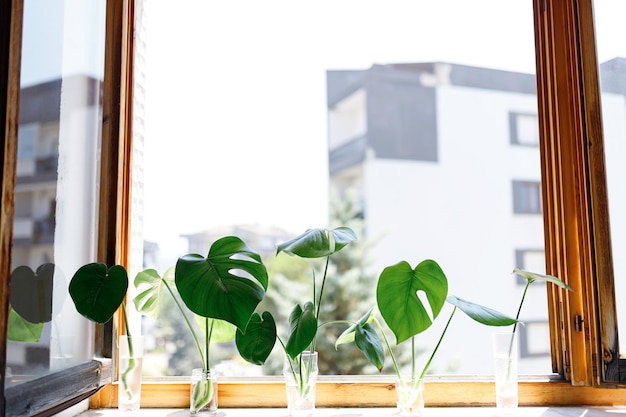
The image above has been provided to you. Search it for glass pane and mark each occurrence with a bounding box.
[594,1,626,355]
[138,0,548,377]
[6,0,106,386]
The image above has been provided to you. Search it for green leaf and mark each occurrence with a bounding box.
[355,323,385,372]
[335,307,374,348]
[236,312,277,365]
[376,259,448,344]
[285,302,317,358]
[513,268,573,291]
[10,263,56,323]
[277,227,356,258]
[196,317,237,343]
[133,267,175,318]
[69,263,128,324]
[175,236,268,331]
[7,307,44,342]
[446,295,517,326]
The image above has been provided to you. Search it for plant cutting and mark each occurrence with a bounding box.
[492,268,573,412]
[337,259,517,416]
[134,236,268,416]
[510,268,572,356]
[133,266,240,415]
[235,227,357,416]
[68,263,143,415]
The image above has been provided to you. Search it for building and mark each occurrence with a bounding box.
[327,59,626,375]
[7,74,103,375]
[182,224,294,260]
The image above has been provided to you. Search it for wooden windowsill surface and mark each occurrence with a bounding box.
[79,406,626,417]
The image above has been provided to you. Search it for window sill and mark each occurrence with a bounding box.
[88,375,626,409]
[77,406,625,417]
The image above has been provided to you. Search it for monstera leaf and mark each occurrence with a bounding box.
[133,267,175,318]
[277,227,356,258]
[236,311,277,365]
[376,259,448,344]
[69,263,128,324]
[175,236,268,331]
[285,302,317,359]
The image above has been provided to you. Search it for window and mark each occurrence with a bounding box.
[1,0,133,415]
[512,180,542,214]
[518,320,551,358]
[594,2,626,361]
[509,112,540,146]
[2,0,625,414]
[515,249,545,285]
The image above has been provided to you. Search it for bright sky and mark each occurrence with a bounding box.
[141,0,625,263]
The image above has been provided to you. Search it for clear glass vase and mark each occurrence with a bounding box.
[190,368,218,416]
[492,331,518,416]
[118,335,144,417]
[395,377,424,417]
[283,351,318,417]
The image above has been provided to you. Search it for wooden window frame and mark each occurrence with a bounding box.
[0,0,133,415]
[2,0,624,413]
[534,0,621,388]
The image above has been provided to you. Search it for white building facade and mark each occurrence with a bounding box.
[327,60,626,375]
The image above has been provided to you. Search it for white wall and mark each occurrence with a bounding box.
[361,84,549,375]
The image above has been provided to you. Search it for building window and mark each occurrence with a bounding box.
[515,249,545,285]
[509,112,539,146]
[519,320,551,358]
[512,180,542,214]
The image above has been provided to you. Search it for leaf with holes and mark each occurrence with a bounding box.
[175,236,268,331]
[376,259,448,344]
[133,267,176,318]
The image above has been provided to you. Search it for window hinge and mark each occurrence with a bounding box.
[575,314,584,332]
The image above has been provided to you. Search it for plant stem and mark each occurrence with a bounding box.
[310,256,331,354]
[510,280,531,353]
[418,306,456,381]
[373,317,401,382]
[411,337,416,382]
[315,257,331,323]
[191,319,214,413]
[163,280,206,371]
[205,318,213,372]
[318,319,353,328]
[120,302,136,400]
[505,279,531,382]
[278,336,311,399]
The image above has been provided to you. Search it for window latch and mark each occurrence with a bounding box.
[575,314,584,332]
